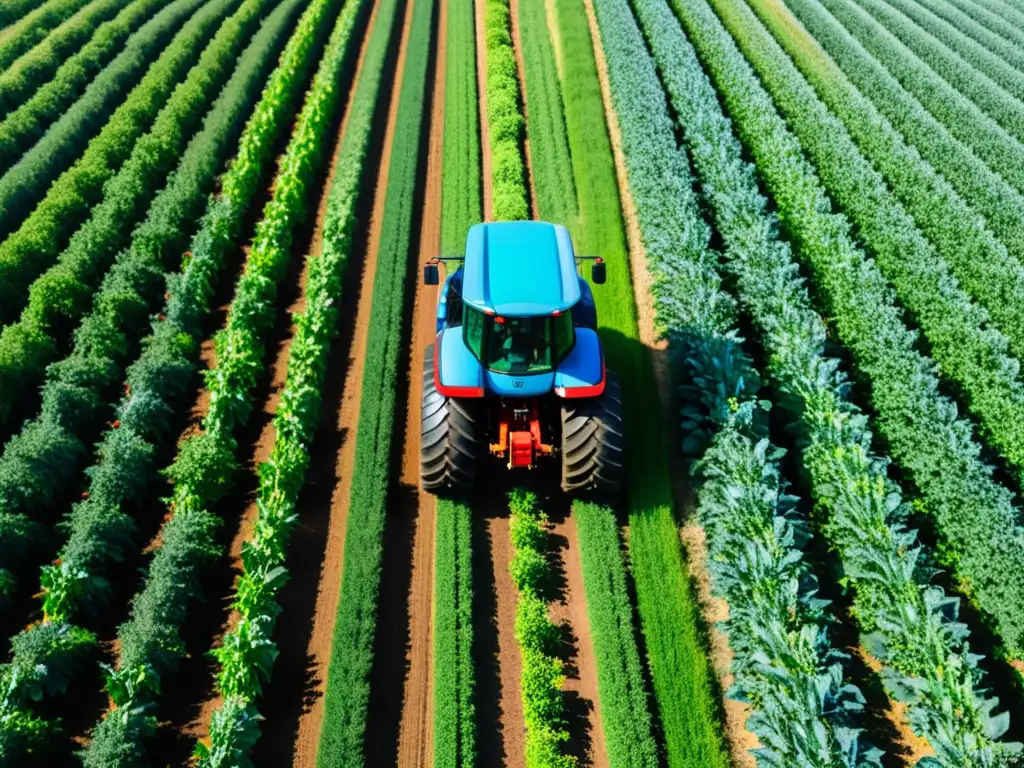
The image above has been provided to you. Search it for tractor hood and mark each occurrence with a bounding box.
[461,221,581,316]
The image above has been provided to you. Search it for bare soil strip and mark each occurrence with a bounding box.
[549,513,610,768]
[580,0,757,761]
[281,0,418,761]
[474,0,493,220]
[507,0,539,218]
[385,0,446,760]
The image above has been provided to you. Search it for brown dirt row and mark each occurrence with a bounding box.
[474,0,494,220]
[507,0,539,219]
[388,0,446,759]
[285,0,419,761]
[579,0,759,763]
[549,514,610,768]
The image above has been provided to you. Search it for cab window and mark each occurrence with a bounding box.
[486,316,552,374]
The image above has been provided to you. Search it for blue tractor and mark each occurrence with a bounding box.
[421,221,624,495]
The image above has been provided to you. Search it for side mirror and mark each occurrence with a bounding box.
[424,263,439,285]
[591,259,606,285]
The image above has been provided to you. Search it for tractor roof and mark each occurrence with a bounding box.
[461,221,581,316]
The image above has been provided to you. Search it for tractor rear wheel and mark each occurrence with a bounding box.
[421,344,481,492]
[560,374,624,494]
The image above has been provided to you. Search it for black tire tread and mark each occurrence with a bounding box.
[421,344,481,492]
[560,374,624,493]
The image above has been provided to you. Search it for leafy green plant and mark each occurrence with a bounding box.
[618,0,1023,760]
[82,0,371,761]
[750,0,1024,365]
[194,6,393,760]
[910,0,1024,74]
[0,0,132,115]
[0,0,221,312]
[811,0,1024,195]
[0,0,166,174]
[0,0,40,28]
[484,0,529,219]
[0,0,93,69]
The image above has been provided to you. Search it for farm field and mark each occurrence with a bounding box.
[2,0,1024,764]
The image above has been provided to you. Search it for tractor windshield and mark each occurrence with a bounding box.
[464,307,574,374]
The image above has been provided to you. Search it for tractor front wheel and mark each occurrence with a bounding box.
[421,344,481,492]
[560,374,624,494]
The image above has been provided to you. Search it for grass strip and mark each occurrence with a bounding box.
[0,0,314,758]
[0,0,132,116]
[0,0,224,321]
[509,490,575,767]
[516,0,576,224]
[773,0,1024,316]
[0,0,168,174]
[192,1,395,760]
[315,0,436,761]
[433,0,482,760]
[552,0,728,763]
[813,0,1024,195]
[0,0,278,453]
[78,1,370,762]
[637,0,1022,758]
[0,0,93,69]
[483,0,529,219]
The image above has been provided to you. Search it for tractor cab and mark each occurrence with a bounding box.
[420,222,623,495]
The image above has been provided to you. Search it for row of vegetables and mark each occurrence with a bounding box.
[432,0,483,761]
[86,0,372,760]
[0,0,220,327]
[0,0,277,618]
[592,0,1024,762]
[313,0,434,761]
[0,0,342,760]
[0,0,165,170]
[0,0,131,115]
[0,0,92,69]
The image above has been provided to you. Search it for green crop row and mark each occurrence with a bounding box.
[0,0,93,69]
[962,0,1024,39]
[641,0,1022,759]
[508,490,575,768]
[727,0,1024,484]
[191,0,394,764]
[0,0,286,601]
[80,2,368,763]
[856,0,1024,141]
[516,0,576,224]
[434,0,481,760]
[0,0,276,455]
[0,0,221,320]
[483,0,529,219]
[702,0,1024,657]
[0,0,313,759]
[572,504,658,768]
[775,0,1024,311]
[0,0,39,29]
[0,0,131,116]
[882,0,1024,106]
[816,0,1024,196]
[556,0,728,764]
[914,0,1024,72]
[0,0,165,176]
[749,0,1024,369]
[513,1,661,764]
[314,0,433,762]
